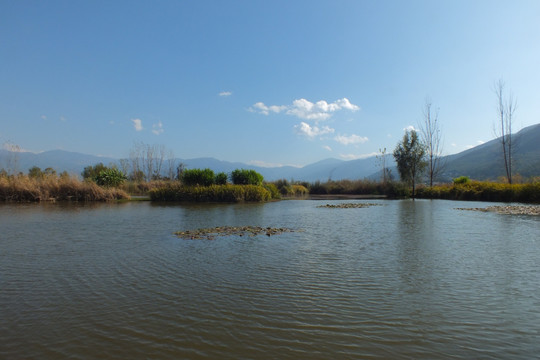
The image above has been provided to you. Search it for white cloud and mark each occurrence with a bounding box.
[334,134,369,145]
[294,122,335,138]
[219,91,232,97]
[131,118,143,131]
[41,115,47,120]
[250,97,360,121]
[152,121,164,135]
[339,152,378,160]
[60,116,66,122]
[250,102,287,115]
[323,145,332,152]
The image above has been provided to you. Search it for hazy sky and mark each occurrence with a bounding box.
[1,0,539,167]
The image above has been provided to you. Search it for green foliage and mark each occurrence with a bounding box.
[94,168,127,188]
[231,169,264,185]
[28,166,44,179]
[263,183,281,199]
[453,176,470,184]
[416,180,540,203]
[82,163,108,180]
[181,168,215,186]
[215,172,228,185]
[393,130,427,196]
[149,184,271,202]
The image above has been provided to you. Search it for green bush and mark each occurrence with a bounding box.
[453,176,470,184]
[82,163,108,180]
[215,172,228,185]
[181,168,215,186]
[94,168,127,188]
[263,183,281,199]
[231,169,264,185]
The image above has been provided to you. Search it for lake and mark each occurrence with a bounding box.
[1,199,539,359]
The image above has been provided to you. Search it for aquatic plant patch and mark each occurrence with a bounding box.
[175,226,297,240]
[317,203,383,209]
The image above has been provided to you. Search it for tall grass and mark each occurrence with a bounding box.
[306,179,410,198]
[416,180,540,203]
[149,184,272,202]
[0,174,130,202]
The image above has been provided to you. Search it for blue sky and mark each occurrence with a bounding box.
[1,0,539,167]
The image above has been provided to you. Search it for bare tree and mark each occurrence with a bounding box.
[493,79,517,184]
[2,141,21,175]
[165,149,176,180]
[419,99,444,187]
[376,147,392,183]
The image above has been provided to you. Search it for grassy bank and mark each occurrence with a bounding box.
[0,174,130,202]
[149,184,273,202]
[416,181,540,203]
[305,179,410,198]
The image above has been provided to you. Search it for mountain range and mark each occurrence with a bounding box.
[2,123,539,182]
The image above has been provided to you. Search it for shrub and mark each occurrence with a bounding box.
[215,172,228,185]
[231,169,264,185]
[291,184,308,196]
[453,176,470,184]
[181,168,215,186]
[94,168,127,188]
[82,163,108,180]
[263,183,281,199]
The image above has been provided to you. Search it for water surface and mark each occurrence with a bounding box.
[1,200,539,359]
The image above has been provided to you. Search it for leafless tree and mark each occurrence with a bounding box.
[165,149,176,180]
[376,147,392,183]
[2,141,21,175]
[419,99,444,187]
[493,79,517,184]
[129,142,173,181]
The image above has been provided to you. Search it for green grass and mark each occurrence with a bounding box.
[149,184,273,202]
[416,181,540,203]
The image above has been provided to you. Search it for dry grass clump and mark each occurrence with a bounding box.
[0,174,130,202]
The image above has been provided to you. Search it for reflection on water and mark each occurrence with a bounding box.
[1,200,539,359]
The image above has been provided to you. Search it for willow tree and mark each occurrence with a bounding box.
[393,130,427,198]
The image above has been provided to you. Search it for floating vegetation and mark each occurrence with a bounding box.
[317,203,382,209]
[457,205,540,216]
[174,226,298,240]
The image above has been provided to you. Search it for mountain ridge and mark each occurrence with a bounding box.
[2,123,540,181]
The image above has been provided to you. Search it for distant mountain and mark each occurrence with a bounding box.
[2,123,539,182]
[0,149,117,176]
[442,123,540,180]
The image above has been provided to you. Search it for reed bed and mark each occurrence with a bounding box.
[149,184,272,202]
[416,181,540,203]
[0,175,130,202]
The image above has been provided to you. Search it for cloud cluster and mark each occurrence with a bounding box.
[294,122,335,138]
[334,134,368,145]
[152,121,164,135]
[251,98,359,121]
[251,97,368,150]
[219,91,232,97]
[131,118,164,135]
[131,118,143,131]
